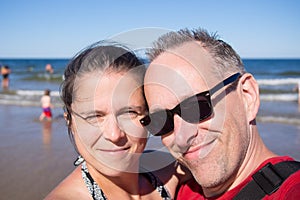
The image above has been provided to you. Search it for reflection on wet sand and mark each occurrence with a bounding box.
[42,120,52,148]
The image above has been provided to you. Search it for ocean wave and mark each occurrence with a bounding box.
[257,78,300,85]
[259,87,296,94]
[15,90,60,96]
[0,90,62,107]
[260,93,298,101]
[257,78,299,101]
[22,73,64,82]
[257,116,300,125]
[252,71,300,77]
[278,71,300,77]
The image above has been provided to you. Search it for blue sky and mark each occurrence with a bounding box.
[0,0,299,58]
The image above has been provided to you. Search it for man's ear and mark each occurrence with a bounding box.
[239,73,260,123]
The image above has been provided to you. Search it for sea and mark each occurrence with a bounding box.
[0,58,300,124]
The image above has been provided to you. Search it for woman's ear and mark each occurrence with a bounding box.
[64,112,70,125]
[239,73,260,123]
[64,112,76,135]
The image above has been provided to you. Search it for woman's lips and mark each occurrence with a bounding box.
[98,146,130,153]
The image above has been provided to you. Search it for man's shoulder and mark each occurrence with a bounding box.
[270,170,300,199]
[176,157,300,200]
[176,178,203,199]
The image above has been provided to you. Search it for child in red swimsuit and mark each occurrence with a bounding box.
[39,89,53,121]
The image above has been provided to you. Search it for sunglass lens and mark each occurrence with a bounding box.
[180,96,212,123]
[198,100,213,121]
[141,110,174,136]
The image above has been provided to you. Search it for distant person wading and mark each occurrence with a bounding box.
[1,65,11,89]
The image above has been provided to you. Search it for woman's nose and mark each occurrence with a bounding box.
[102,115,126,143]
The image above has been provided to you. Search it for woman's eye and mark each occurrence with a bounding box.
[119,110,139,119]
[86,115,103,123]
[127,110,138,116]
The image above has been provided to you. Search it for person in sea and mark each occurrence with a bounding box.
[44,64,54,80]
[140,28,300,199]
[1,65,11,89]
[45,42,190,200]
[45,63,54,74]
[39,89,53,121]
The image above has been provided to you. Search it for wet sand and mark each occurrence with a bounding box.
[0,105,299,200]
[0,105,77,200]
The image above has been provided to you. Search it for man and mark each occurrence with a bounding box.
[140,28,300,199]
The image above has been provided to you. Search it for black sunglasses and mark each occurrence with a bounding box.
[140,73,241,136]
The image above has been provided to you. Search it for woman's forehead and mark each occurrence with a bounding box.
[72,72,144,109]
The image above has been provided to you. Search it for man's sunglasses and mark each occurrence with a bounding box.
[140,73,241,136]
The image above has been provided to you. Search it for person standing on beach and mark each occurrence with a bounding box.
[140,28,300,199]
[39,89,53,121]
[45,42,190,200]
[1,65,11,89]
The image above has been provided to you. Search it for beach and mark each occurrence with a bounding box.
[0,105,77,199]
[0,103,299,200]
[0,58,300,199]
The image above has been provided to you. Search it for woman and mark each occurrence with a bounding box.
[45,42,188,199]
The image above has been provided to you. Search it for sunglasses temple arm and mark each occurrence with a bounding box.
[209,73,241,95]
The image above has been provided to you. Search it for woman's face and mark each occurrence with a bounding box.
[71,70,147,174]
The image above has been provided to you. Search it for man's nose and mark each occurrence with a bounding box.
[173,114,198,152]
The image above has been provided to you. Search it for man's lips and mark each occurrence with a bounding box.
[184,145,202,155]
[182,139,216,159]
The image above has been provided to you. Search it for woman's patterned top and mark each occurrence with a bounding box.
[81,161,172,200]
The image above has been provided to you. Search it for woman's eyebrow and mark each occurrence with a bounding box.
[78,110,106,116]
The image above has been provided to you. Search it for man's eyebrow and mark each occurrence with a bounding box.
[118,106,144,112]
[148,97,187,113]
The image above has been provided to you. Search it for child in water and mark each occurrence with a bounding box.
[39,89,53,121]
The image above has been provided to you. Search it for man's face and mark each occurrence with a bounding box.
[144,42,250,189]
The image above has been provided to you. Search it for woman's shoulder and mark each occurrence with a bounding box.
[44,166,89,200]
[140,150,192,198]
[140,150,191,184]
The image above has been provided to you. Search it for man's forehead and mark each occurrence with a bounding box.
[154,41,214,69]
[147,42,217,80]
[144,65,195,99]
[146,45,218,91]
[144,63,210,110]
